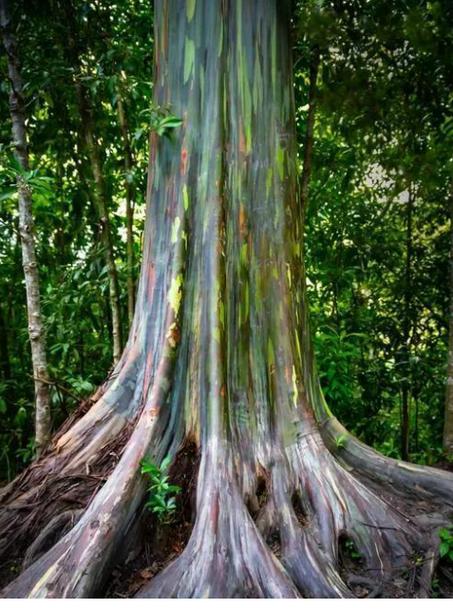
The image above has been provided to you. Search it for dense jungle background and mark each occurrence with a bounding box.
[0,0,452,483]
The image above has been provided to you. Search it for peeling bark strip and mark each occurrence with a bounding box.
[0,0,51,454]
[1,0,453,599]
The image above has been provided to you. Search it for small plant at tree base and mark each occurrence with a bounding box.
[438,526,453,562]
[140,455,180,524]
[343,538,362,561]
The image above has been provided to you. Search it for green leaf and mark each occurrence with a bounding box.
[0,187,18,202]
[161,455,172,471]
[439,542,449,558]
[439,528,452,539]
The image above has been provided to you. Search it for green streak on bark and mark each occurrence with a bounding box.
[182,185,189,210]
[184,37,195,83]
[186,0,196,22]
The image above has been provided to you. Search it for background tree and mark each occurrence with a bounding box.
[0,0,153,476]
[0,0,51,454]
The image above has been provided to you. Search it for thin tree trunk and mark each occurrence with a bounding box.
[401,186,413,461]
[443,189,453,455]
[116,84,136,326]
[0,0,51,455]
[63,0,123,364]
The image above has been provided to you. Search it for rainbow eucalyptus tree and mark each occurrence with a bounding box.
[1,0,452,598]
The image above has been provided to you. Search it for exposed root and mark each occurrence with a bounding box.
[0,417,135,575]
[0,343,151,575]
[133,426,448,599]
[136,446,300,598]
[276,431,435,597]
[104,454,196,599]
[1,333,178,598]
[2,418,452,598]
[133,427,448,599]
[22,509,82,570]
[321,416,453,509]
[346,575,382,598]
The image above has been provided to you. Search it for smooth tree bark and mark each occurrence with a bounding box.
[0,0,51,455]
[0,0,452,598]
[444,187,453,455]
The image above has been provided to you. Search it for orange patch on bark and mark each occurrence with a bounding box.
[149,404,160,418]
[167,323,181,348]
[180,148,188,175]
[239,204,247,237]
[285,366,292,384]
[239,127,247,155]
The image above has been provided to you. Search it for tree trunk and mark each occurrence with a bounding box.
[401,186,413,461]
[63,0,123,364]
[116,83,136,326]
[444,188,453,455]
[0,0,51,455]
[0,0,452,598]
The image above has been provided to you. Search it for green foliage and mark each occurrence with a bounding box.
[438,526,453,562]
[0,153,54,200]
[296,0,452,463]
[0,0,154,480]
[150,111,183,138]
[140,456,180,524]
